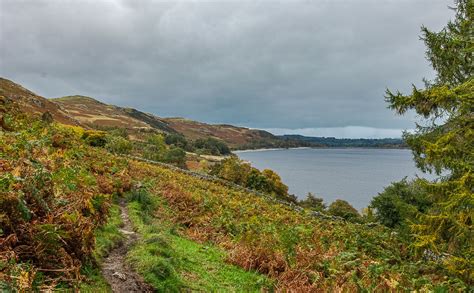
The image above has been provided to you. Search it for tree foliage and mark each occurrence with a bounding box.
[211,157,295,202]
[193,137,231,155]
[299,193,326,212]
[384,0,473,281]
[370,179,432,230]
[327,199,360,222]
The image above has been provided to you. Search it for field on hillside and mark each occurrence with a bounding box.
[0,96,467,291]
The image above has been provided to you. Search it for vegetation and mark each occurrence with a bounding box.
[380,0,473,282]
[126,186,272,291]
[1,4,472,286]
[327,199,361,222]
[298,193,326,212]
[210,157,296,203]
[280,135,406,148]
[0,98,132,291]
[371,179,432,231]
[192,137,231,155]
[0,93,470,290]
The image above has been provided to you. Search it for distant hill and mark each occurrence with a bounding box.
[0,78,295,149]
[162,117,288,149]
[0,77,404,150]
[52,96,289,148]
[52,95,176,133]
[279,134,406,148]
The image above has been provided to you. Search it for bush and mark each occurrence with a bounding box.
[105,135,133,154]
[193,138,230,155]
[162,147,186,166]
[82,130,107,147]
[165,133,188,149]
[327,200,360,221]
[299,193,326,212]
[370,179,431,229]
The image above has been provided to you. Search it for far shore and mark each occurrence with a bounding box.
[232,145,409,153]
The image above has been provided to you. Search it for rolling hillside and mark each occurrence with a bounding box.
[52,95,175,133]
[162,117,279,148]
[0,78,80,126]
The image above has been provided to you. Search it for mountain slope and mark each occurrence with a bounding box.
[163,117,278,148]
[52,95,288,148]
[52,95,175,133]
[0,78,80,126]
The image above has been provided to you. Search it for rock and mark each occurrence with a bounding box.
[112,272,127,281]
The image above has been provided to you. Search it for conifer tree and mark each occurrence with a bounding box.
[385,0,473,280]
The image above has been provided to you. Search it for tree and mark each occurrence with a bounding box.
[370,179,432,230]
[163,147,186,166]
[384,0,472,280]
[165,133,188,149]
[327,199,360,222]
[193,137,231,155]
[299,193,326,212]
[144,134,167,161]
[262,169,289,199]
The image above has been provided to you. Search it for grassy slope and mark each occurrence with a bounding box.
[126,160,463,291]
[126,195,272,291]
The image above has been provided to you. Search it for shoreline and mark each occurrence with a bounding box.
[233,146,409,153]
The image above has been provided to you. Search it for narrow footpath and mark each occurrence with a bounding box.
[101,200,153,292]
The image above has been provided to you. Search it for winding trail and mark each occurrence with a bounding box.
[101,200,153,292]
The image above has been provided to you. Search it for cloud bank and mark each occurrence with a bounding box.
[0,0,453,136]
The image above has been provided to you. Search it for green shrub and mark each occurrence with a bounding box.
[162,147,186,166]
[105,135,133,154]
[328,199,360,222]
[370,179,431,230]
[299,193,326,212]
[82,130,107,147]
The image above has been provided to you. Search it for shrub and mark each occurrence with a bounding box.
[165,133,188,149]
[193,138,230,155]
[370,179,431,229]
[162,147,186,166]
[105,135,133,154]
[327,200,360,221]
[82,130,107,147]
[299,193,326,212]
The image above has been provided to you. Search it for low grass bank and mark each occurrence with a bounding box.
[80,204,124,292]
[126,188,273,291]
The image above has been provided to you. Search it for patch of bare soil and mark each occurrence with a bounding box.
[101,200,154,292]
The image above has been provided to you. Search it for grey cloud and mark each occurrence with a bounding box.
[0,0,453,133]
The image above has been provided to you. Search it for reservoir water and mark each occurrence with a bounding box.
[235,148,434,210]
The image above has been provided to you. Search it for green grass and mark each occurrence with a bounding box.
[80,204,124,292]
[93,204,125,261]
[126,193,273,291]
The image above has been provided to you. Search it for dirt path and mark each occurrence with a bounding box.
[101,200,154,292]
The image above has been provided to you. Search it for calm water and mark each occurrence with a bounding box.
[235,148,433,210]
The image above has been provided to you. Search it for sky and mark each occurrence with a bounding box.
[0,0,454,138]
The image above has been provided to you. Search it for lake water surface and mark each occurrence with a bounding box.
[235,148,433,210]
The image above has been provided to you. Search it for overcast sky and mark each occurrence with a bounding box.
[0,0,453,138]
